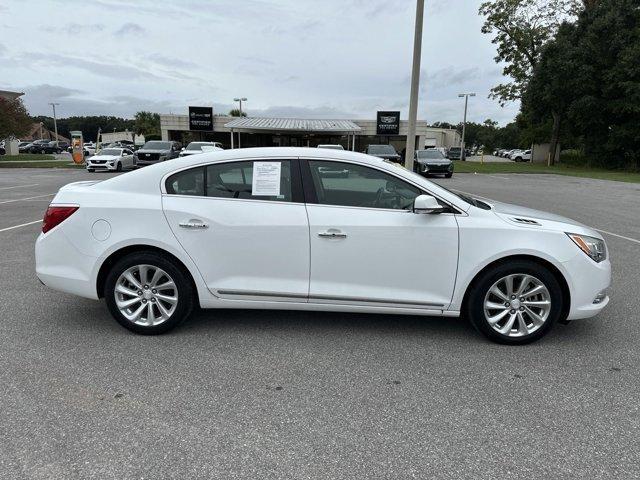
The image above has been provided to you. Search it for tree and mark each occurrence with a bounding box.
[0,98,32,139]
[32,115,135,142]
[524,0,640,168]
[134,111,161,136]
[228,109,247,117]
[479,0,579,105]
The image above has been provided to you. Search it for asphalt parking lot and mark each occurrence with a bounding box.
[1,168,639,479]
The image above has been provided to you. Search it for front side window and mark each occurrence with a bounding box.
[308,160,421,210]
[165,160,293,202]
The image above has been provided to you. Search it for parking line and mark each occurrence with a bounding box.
[596,229,640,245]
[0,183,39,191]
[0,193,55,205]
[0,220,41,233]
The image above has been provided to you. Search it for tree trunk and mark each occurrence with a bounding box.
[549,111,561,166]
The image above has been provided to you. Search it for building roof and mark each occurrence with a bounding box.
[0,90,25,101]
[224,117,361,133]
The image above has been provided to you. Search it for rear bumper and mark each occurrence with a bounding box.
[35,227,98,300]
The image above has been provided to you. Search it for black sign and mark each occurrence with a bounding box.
[376,111,400,135]
[189,106,214,131]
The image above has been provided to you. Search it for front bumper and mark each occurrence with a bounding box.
[563,251,611,320]
[417,162,454,174]
[86,161,118,171]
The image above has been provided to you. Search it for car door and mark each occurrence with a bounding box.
[302,159,459,309]
[122,149,133,168]
[162,158,310,301]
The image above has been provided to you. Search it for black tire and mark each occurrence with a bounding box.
[445,172,453,178]
[104,251,195,335]
[87,168,95,172]
[465,260,564,345]
[515,157,522,162]
[116,162,122,172]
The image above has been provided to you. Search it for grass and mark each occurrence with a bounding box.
[0,154,84,168]
[0,162,84,168]
[0,154,57,161]
[454,160,640,183]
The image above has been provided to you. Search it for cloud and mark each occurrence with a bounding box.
[22,52,165,81]
[114,22,145,36]
[145,53,198,69]
[424,66,481,90]
[43,23,105,34]
[0,43,6,57]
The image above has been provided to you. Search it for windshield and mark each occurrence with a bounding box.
[417,150,445,160]
[448,147,461,153]
[99,149,122,156]
[368,145,397,155]
[143,141,171,150]
[186,142,214,151]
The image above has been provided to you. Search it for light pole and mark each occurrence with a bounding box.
[48,103,60,144]
[233,97,247,116]
[458,93,475,161]
[405,0,425,170]
[233,98,247,149]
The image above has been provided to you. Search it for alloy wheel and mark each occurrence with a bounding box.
[483,274,551,338]
[114,264,178,326]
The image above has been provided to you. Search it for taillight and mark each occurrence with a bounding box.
[42,206,79,233]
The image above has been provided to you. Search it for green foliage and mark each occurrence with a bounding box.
[524,0,640,169]
[134,111,161,136]
[0,98,32,139]
[228,109,247,117]
[31,115,135,142]
[479,0,579,104]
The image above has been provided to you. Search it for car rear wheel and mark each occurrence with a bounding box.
[104,252,195,334]
[465,260,563,344]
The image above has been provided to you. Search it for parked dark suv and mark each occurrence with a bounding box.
[365,144,402,163]
[134,141,181,166]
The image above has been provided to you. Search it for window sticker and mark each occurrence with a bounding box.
[251,162,281,196]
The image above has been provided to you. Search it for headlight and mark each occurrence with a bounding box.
[566,233,607,263]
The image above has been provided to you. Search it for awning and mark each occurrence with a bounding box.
[224,117,361,133]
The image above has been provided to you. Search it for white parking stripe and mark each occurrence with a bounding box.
[0,220,41,233]
[596,229,640,245]
[0,193,55,205]
[0,183,39,191]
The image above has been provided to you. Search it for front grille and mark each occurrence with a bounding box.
[139,152,160,161]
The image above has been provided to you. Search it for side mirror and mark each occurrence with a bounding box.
[413,194,444,214]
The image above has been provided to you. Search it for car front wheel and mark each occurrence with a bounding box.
[466,260,564,344]
[104,252,195,334]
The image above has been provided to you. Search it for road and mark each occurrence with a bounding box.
[1,168,639,479]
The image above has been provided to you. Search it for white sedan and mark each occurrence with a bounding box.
[86,148,136,172]
[35,147,611,344]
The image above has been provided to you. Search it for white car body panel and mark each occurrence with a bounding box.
[35,147,610,323]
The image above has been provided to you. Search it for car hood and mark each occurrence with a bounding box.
[491,200,580,223]
[372,153,400,159]
[417,158,450,165]
[136,149,170,154]
[90,154,119,160]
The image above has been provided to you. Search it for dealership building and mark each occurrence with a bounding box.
[160,108,460,153]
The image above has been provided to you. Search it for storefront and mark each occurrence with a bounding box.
[160,112,461,153]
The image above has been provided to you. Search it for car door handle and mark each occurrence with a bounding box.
[318,230,347,239]
[179,221,209,229]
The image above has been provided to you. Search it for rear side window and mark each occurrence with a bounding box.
[206,161,292,202]
[166,167,205,196]
[165,161,293,202]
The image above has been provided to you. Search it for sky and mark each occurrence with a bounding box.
[0,0,520,124]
